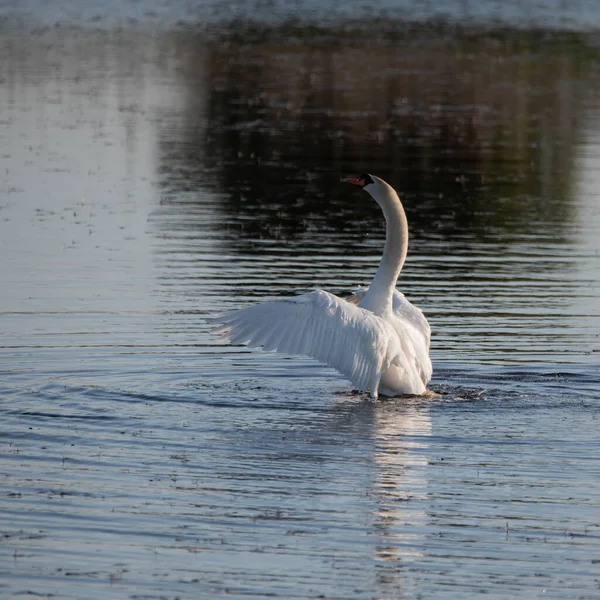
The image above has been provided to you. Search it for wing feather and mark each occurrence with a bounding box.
[261,325,284,352]
[212,290,401,394]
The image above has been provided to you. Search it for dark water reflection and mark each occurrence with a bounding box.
[1,9,600,600]
[159,25,587,244]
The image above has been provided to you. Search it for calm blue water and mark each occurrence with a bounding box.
[1,2,600,598]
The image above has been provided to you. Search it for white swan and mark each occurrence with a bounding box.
[213,174,432,398]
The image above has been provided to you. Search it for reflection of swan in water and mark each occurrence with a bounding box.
[213,174,432,398]
[370,401,431,593]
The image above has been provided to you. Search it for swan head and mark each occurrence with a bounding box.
[344,174,393,206]
[343,173,375,188]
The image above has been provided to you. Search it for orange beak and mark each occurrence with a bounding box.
[343,177,364,187]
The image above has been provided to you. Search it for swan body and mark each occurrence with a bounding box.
[213,174,432,398]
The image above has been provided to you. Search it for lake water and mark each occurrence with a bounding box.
[1,2,600,599]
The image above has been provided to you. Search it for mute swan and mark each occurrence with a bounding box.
[213,174,432,398]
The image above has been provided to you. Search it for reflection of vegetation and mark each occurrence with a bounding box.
[158,23,598,250]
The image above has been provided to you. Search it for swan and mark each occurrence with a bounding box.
[212,174,432,398]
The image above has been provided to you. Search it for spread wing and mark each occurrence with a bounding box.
[212,289,402,394]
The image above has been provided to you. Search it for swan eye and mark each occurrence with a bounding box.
[361,173,374,186]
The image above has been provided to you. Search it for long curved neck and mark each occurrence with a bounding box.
[361,181,408,316]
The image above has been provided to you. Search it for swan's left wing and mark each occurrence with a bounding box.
[212,289,401,395]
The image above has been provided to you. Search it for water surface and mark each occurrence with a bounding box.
[1,3,600,599]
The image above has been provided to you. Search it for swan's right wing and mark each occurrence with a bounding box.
[348,287,432,386]
[349,287,431,347]
[212,290,401,394]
